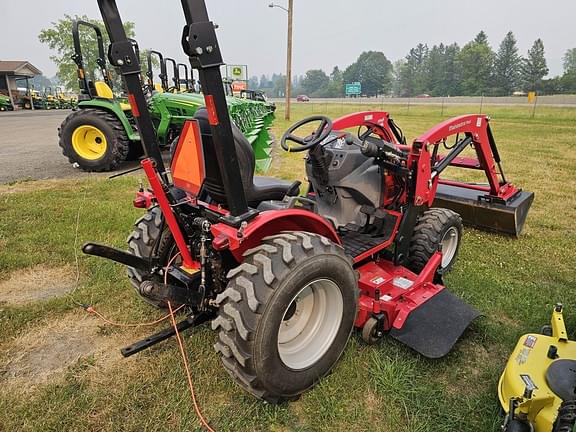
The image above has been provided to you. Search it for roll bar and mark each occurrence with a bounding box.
[146,50,168,91]
[177,63,191,92]
[72,20,112,98]
[164,57,179,91]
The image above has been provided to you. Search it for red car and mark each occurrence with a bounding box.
[296,94,310,102]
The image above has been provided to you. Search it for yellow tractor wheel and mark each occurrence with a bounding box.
[71,125,108,160]
[59,108,130,172]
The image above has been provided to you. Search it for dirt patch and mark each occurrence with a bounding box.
[0,312,128,389]
[0,265,76,305]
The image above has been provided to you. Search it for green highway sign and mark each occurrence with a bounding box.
[345,82,361,96]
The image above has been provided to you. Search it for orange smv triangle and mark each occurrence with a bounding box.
[171,120,205,196]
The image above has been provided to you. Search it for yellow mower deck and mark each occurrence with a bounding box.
[498,305,576,430]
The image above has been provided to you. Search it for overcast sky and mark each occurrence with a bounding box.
[0,0,572,79]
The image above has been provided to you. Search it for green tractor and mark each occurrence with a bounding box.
[21,86,48,110]
[58,20,142,171]
[58,20,209,171]
[55,87,77,109]
[59,19,274,172]
[43,87,60,109]
[0,94,12,111]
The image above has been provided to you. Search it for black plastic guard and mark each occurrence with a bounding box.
[433,184,534,237]
[389,289,480,358]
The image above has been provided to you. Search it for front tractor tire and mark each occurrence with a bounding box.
[408,208,463,275]
[58,108,130,172]
[212,232,358,403]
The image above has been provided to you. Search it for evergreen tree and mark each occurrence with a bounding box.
[520,39,549,92]
[425,44,445,96]
[397,44,428,96]
[324,66,344,97]
[563,48,576,72]
[493,31,521,95]
[259,74,269,89]
[248,76,259,90]
[457,31,495,95]
[561,48,576,93]
[442,43,462,96]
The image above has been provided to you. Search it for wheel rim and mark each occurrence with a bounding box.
[71,125,107,160]
[441,226,459,267]
[277,278,343,370]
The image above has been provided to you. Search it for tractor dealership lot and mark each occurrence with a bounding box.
[1,103,576,431]
[0,110,139,184]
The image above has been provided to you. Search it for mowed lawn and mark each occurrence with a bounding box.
[0,103,575,431]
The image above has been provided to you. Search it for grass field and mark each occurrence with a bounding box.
[0,103,575,431]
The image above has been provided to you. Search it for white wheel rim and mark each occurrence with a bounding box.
[441,226,459,268]
[277,278,343,370]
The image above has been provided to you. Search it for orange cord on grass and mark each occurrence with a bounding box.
[164,252,215,431]
[168,300,215,432]
[85,252,214,430]
[84,304,185,327]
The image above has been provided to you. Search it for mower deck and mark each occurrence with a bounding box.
[434,183,534,237]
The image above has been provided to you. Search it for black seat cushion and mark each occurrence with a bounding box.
[193,108,299,206]
[545,359,576,401]
[251,176,297,204]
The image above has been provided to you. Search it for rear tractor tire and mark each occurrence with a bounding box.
[126,206,177,308]
[212,232,358,403]
[58,108,130,172]
[408,208,462,275]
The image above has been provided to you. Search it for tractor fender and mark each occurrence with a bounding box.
[77,99,140,141]
[210,209,341,262]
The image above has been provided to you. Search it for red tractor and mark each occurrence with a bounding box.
[86,0,533,403]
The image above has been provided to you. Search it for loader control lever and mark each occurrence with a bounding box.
[347,135,409,175]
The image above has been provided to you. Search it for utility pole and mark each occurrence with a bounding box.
[285,0,293,120]
[269,1,293,120]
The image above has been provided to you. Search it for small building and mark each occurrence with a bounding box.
[0,60,42,109]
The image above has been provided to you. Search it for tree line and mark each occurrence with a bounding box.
[253,31,576,97]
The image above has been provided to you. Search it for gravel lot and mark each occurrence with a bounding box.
[0,110,141,184]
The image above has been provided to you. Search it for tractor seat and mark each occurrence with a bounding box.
[545,359,576,401]
[194,108,300,207]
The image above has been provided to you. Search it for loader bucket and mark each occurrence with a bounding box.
[433,183,534,237]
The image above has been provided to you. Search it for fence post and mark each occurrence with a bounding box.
[531,92,538,119]
[479,93,484,114]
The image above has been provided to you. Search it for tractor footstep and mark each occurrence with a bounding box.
[390,289,480,359]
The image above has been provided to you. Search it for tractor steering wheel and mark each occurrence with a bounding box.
[281,115,333,152]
